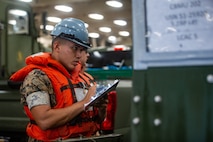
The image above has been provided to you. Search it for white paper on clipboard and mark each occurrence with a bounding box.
[84,79,119,110]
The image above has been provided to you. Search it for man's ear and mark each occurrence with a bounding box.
[52,40,60,52]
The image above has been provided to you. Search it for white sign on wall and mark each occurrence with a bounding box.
[147,0,213,52]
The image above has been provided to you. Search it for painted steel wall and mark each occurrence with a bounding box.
[132,0,213,141]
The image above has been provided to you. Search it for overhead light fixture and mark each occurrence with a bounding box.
[119,31,130,36]
[47,17,61,23]
[45,25,54,31]
[54,5,72,12]
[99,27,111,33]
[105,0,123,8]
[18,0,32,2]
[9,9,27,16]
[108,36,117,44]
[113,20,127,26]
[40,25,54,31]
[88,13,104,20]
[89,33,100,38]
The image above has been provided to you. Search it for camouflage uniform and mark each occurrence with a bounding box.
[20,69,56,142]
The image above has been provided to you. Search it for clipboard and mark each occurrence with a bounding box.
[84,79,119,110]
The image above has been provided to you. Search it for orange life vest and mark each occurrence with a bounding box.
[70,63,99,124]
[71,63,96,87]
[72,64,117,134]
[9,52,100,141]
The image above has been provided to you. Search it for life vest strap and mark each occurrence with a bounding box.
[60,82,88,92]
[68,116,99,126]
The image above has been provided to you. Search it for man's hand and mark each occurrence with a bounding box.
[94,97,108,122]
[83,85,97,104]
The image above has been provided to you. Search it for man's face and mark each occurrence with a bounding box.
[80,50,89,66]
[55,39,87,72]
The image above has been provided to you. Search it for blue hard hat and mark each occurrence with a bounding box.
[51,18,91,49]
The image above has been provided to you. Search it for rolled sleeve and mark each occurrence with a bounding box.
[26,91,50,110]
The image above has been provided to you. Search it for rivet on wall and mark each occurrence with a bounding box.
[153,118,161,126]
[154,95,162,103]
[206,74,213,83]
[133,95,141,103]
[132,117,140,125]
